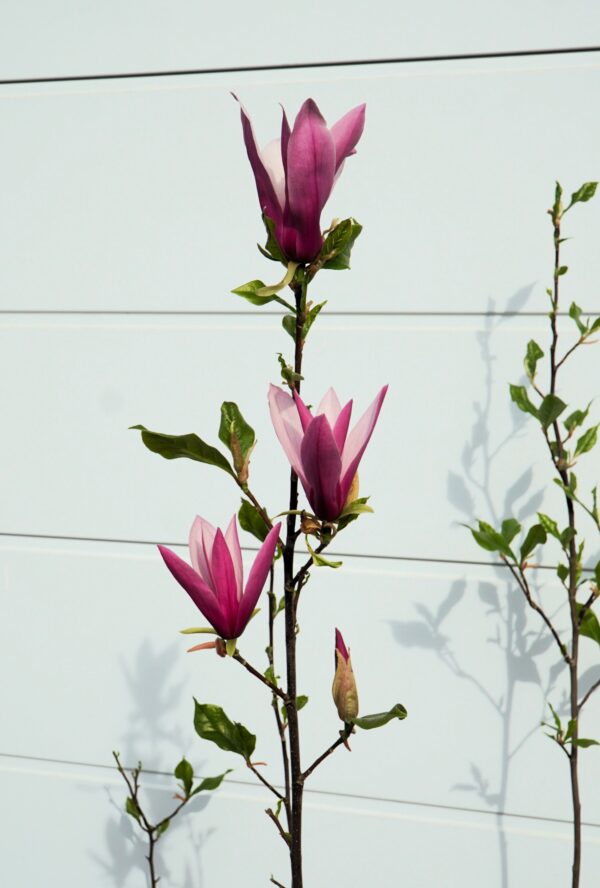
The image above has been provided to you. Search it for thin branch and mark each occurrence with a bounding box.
[301,729,351,783]
[501,557,570,664]
[270,877,287,888]
[233,651,288,701]
[267,567,292,830]
[265,808,291,846]
[246,762,285,801]
[556,337,584,371]
[578,677,600,712]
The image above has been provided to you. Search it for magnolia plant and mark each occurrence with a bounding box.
[124,97,407,887]
[469,182,600,888]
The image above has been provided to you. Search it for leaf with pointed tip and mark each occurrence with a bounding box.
[569,302,587,334]
[238,499,271,542]
[569,182,598,206]
[470,520,514,559]
[219,402,255,479]
[352,704,408,730]
[573,738,600,748]
[574,425,598,458]
[520,524,547,561]
[538,394,567,429]
[306,538,342,568]
[577,604,600,647]
[524,340,544,380]
[537,513,560,539]
[501,518,521,544]
[282,314,296,340]
[193,700,256,761]
[320,218,363,270]
[303,301,326,338]
[231,279,294,310]
[509,384,539,419]
[131,426,234,477]
[564,405,591,432]
[126,796,142,823]
[174,758,194,795]
[189,769,232,797]
[156,819,170,836]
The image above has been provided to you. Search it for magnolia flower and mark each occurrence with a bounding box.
[268,384,388,521]
[158,516,281,642]
[332,629,359,722]
[236,96,366,263]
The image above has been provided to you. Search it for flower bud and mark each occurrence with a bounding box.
[332,628,359,722]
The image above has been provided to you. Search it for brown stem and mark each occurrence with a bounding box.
[578,676,600,711]
[233,651,288,701]
[283,277,307,888]
[266,807,291,846]
[301,728,352,783]
[267,567,293,831]
[246,762,285,801]
[502,558,569,664]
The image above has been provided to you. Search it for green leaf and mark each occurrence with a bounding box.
[538,394,567,429]
[520,524,547,561]
[509,384,539,419]
[552,181,563,221]
[470,520,514,559]
[306,537,342,568]
[219,402,255,480]
[569,181,598,206]
[501,518,521,544]
[296,695,309,712]
[560,527,576,547]
[174,758,194,795]
[574,425,599,457]
[537,513,560,539]
[573,738,600,748]
[320,218,363,270]
[556,265,568,276]
[577,603,600,646]
[352,703,408,730]
[590,316,600,334]
[548,702,562,733]
[524,340,544,381]
[594,560,600,588]
[564,405,591,432]
[282,314,296,340]
[337,497,373,530]
[259,213,286,263]
[189,769,232,797]
[130,426,234,477]
[569,302,587,334]
[125,796,142,823]
[193,700,256,761]
[303,301,326,338]
[557,563,569,582]
[156,819,170,836]
[238,499,271,542]
[276,353,303,388]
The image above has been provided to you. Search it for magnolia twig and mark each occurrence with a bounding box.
[266,807,291,846]
[301,728,352,783]
[578,677,600,712]
[246,762,285,801]
[233,651,288,701]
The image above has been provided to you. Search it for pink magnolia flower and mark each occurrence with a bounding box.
[236,96,366,263]
[268,383,388,521]
[332,628,359,722]
[158,516,281,641]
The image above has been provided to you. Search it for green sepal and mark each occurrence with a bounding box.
[351,703,408,730]
[337,497,373,530]
[130,426,235,477]
[179,626,218,635]
[193,699,256,761]
[225,639,237,657]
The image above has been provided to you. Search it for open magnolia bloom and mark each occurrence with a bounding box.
[268,384,388,521]
[158,516,281,642]
[236,96,366,263]
[332,628,359,722]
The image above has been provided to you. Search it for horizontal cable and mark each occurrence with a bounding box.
[0,310,578,317]
[0,530,592,573]
[0,750,598,828]
[1,45,600,87]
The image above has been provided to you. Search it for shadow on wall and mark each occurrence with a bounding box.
[390,287,577,888]
[87,639,216,887]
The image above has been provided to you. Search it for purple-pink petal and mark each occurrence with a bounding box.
[188,515,217,590]
[340,385,388,501]
[235,523,281,636]
[316,388,342,427]
[234,94,283,228]
[268,384,307,486]
[300,414,343,520]
[286,99,336,262]
[331,104,366,173]
[210,530,239,637]
[224,515,244,598]
[158,545,226,636]
[293,391,313,432]
[335,627,350,662]
[332,399,353,452]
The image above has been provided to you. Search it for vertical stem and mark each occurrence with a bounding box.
[268,567,292,831]
[147,832,158,888]
[283,275,307,887]
[551,212,581,888]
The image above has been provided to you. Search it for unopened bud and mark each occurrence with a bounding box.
[332,628,359,722]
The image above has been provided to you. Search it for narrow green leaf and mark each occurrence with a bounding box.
[193,700,256,761]
[282,314,296,340]
[501,518,521,544]
[352,703,408,730]
[174,758,194,795]
[238,499,271,542]
[179,626,218,635]
[590,317,600,333]
[156,819,170,836]
[126,796,142,822]
[573,738,600,748]
[509,384,539,419]
[189,769,232,797]
[552,181,563,221]
[574,425,599,457]
[470,520,514,559]
[576,604,600,647]
[565,719,577,741]
[557,563,569,582]
[303,301,326,338]
[538,394,567,429]
[520,524,547,561]
[524,340,544,380]
[130,426,234,477]
[548,701,562,733]
[594,560,600,588]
